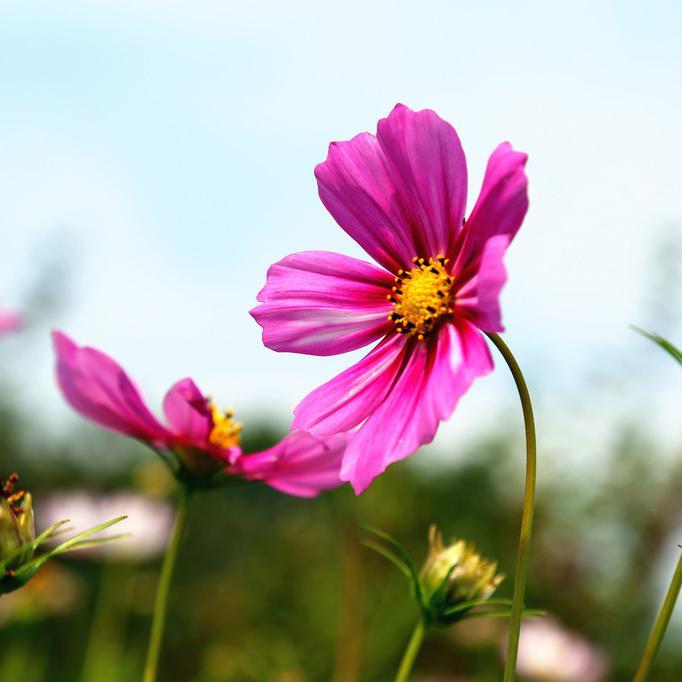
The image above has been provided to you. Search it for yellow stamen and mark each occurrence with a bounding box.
[208,402,242,449]
[389,255,454,339]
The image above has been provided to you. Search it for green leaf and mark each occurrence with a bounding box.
[632,326,682,365]
[460,607,545,621]
[13,516,127,580]
[362,525,424,609]
[48,515,127,556]
[442,597,514,617]
[32,519,72,548]
[64,533,131,552]
[362,540,414,580]
[0,519,71,574]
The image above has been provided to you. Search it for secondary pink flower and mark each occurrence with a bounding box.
[251,104,528,492]
[52,331,348,497]
[0,309,21,335]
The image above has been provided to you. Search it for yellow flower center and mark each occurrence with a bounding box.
[208,403,242,449]
[388,255,454,340]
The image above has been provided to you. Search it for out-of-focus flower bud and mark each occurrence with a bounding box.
[0,474,35,570]
[1,471,126,595]
[420,525,503,625]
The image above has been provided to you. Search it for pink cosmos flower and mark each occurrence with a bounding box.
[0,309,21,335]
[251,104,528,492]
[52,331,348,498]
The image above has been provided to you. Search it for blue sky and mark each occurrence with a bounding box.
[1,1,680,465]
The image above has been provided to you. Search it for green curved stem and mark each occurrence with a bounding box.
[394,619,426,682]
[633,551,682,682]
[486,332,537,682]
[142,487,192,682]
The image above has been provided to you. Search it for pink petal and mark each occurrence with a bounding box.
[454,235,509,332]
[162,378,213,444]
[376,104,468,260]
[316,132,417,273]
[251,251,394,356]
[315,105,469,273]
[52,331,170,443]
[453,142,528,279]
[342,321,493,493]
[0,309,22,334]
[292,334,409,435]
[237,431,348,497]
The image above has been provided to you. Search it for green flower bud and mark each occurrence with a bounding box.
[420,525,503,624]
[0,474,35,570]
[1,472,126,595]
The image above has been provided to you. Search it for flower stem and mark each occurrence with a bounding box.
[394,619,426,682]
[142,486,192,682]
[633,550,682,682]
[485,332,537,682]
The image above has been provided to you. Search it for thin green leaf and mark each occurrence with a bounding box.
[49,515,127,556]
[632,326,682,365]
[362,525,424,607]
[65,533,131,551]
[442,597,514,617]
[362,526,415,567]
[482,598,515,607]
[362,540,413,580]
[12,555,52,579]
[12,517,128,580]
[461,608,545,621]
[0,519,73,573]
[33,519,71,548]
[522,609,546,618]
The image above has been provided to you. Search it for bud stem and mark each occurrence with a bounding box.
[394,619,425,682]
[633,550,682,682]
[485,333,537,682]
[143,486,192,682]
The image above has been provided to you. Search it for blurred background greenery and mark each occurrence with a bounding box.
[1,354,680,681]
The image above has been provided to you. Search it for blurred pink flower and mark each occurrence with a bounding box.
[507,617,609,682]
[0,309,21,335]
[38,491,174,561]
[251,104,528,492]
[52,331,348,497]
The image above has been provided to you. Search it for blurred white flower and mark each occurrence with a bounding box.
[38,491,173,561]
[505,617,609,682]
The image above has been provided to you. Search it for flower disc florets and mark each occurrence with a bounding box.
[208,402,242,450]
[388,256,454,340]
[174,400,243,480]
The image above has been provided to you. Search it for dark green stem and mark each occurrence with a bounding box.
[633,550,682,682]
[394,619,426,682]
[486,332,537,682]
[142,487,192,682]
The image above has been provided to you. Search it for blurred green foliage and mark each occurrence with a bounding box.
[0,379,680,682]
